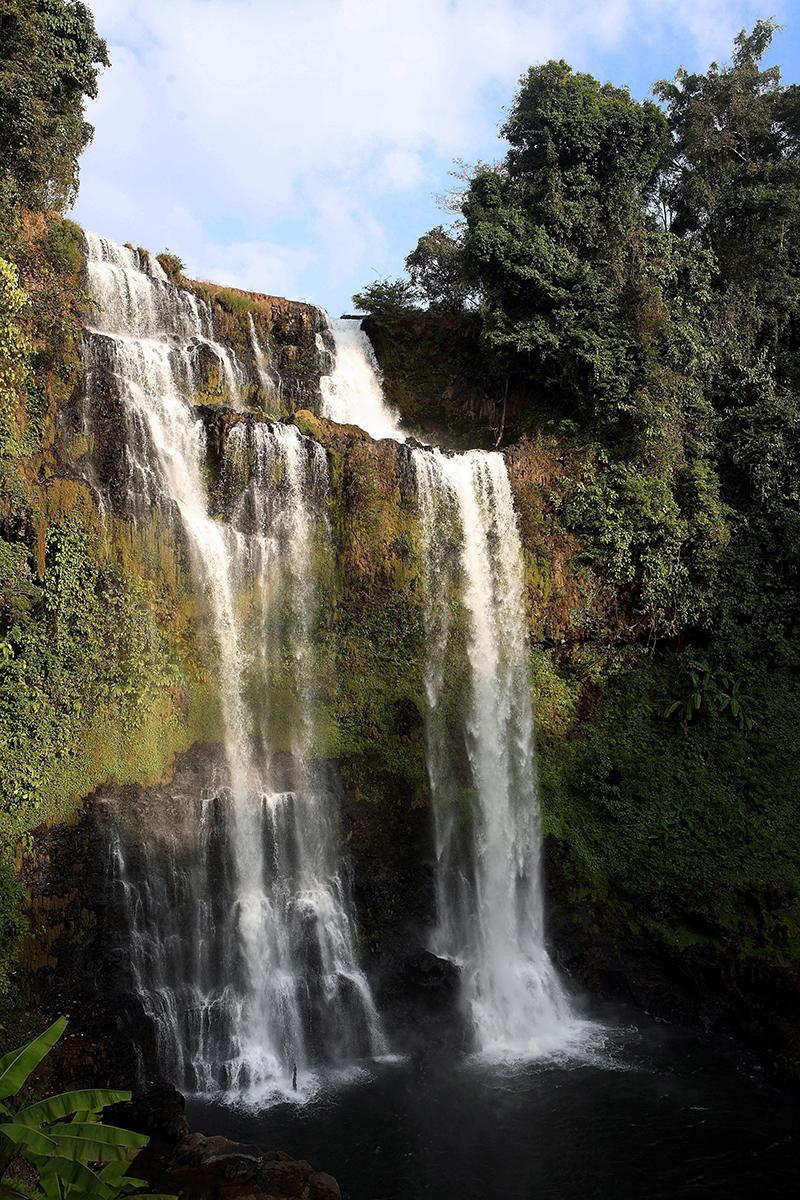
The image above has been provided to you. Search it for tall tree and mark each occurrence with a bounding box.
[461,61,670,429]
[0,0,109,217]
[654,18,799,292]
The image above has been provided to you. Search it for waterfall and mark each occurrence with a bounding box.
[82,233,384,1101]
[248,313,283,413]
[413,450,578,1055]
[319,318,406,440]
[321,324,583,1055]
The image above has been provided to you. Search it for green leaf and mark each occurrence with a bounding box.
[16,1090,131,1127]
[35,1169,65,1200]
[46,1135,138,1164]
[48,1124,146,1150]
[0,1122,59,1155]
[0,1019,67,1100]
[96,1161,140,1185]
[35,1156,115,1200]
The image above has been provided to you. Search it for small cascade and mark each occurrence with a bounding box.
[84,232,244,401]
[413,449,577,1055]
[83,233,384,1100]
[247,314,283,414]
[319,318,406,440]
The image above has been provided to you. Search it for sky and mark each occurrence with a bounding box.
[71,0,800,317]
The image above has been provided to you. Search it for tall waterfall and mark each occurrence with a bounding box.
[321,320,580,1055]
[413,450,576,1055]
[82,234,384,1100]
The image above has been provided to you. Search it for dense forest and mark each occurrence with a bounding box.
[360,17,800,652]
[1,1,799,1089]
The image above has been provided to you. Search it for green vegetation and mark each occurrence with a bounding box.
[0,0,797,1065]
[352,20,800,989]
[359,18,798,639]
[0,1016,171,1200]
[154,251,184,284]
[0,85,222,997]
[0,0,108,224]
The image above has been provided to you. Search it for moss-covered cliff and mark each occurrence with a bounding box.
[2,215,799,1090]
[354,312,800,1082]
[0,216,329,1005]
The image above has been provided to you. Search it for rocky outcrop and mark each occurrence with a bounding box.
[361,312,506,446]
[106,1085,341,1200]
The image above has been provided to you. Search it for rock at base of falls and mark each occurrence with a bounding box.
[106,1084,341,1200]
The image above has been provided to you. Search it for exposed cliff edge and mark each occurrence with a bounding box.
[2,216,799,1096]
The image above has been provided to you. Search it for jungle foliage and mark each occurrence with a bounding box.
[0,2,221,998]
[0,0,108,224]
[0,1016,171,1200]
[358,20,800,652]
[352,22,800,981]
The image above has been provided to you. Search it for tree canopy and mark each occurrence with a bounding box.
[355,21,800,643]
[0,0,109,218]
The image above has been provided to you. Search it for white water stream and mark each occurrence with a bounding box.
[319,318,406,440]
[83,234,384,1101]
[82,233,583,1094]
[413,450,579,1054]
[322,317,585,1055]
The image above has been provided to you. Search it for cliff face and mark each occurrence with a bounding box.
[4,217,800,1090]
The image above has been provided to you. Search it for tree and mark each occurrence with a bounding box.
[499,60,667,246]
[653,18,798,289]
[405,226,476,312]
[0,0,109,217]
[457,60,730,630]
[460,62,670,428]
[352,276,420,317]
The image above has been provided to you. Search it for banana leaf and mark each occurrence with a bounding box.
[15,1091,131,1128]
[45,1136,138,1164]
[0,1123,59,1155]
[34,1156,115,1200]
[48,1124,147,1151]
[0,1020,67,1100]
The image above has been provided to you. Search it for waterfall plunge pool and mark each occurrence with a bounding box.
[185,1004,799,1199]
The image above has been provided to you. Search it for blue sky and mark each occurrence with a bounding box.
[71,1,800,317]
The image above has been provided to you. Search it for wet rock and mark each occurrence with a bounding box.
[107,1092,342,1200]
[105,1082,190,1141]
[308,1171,341,1200]
[402,949,460,1001]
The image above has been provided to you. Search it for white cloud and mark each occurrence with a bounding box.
[200,240,317,299]
[73,0,786,312]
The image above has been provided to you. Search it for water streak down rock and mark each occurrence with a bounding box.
[80,234,384,1102]
[317,315,586,1055]
[413,448,583,1054]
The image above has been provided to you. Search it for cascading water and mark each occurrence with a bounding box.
[413,449,580,1055]
[320,320,583,1055]
[319,317,406,440]
[82,233,384,1101]
[248,313,283,413]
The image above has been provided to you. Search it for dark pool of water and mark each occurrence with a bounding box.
[186,1008,799,1200]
